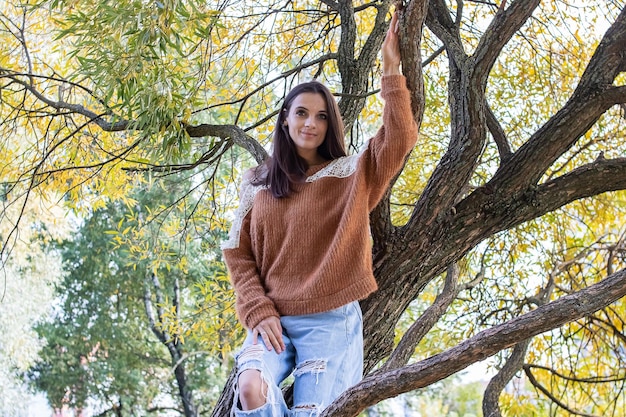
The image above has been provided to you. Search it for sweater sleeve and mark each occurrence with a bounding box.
[222,177,280,330]
[360,74,418,209]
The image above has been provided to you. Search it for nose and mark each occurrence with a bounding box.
[305,117,315,127]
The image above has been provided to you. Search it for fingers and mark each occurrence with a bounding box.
[391,10,399,33]
[382,11,402,75]
[253,317,285,353]
[387,11,399,45]
[383,13,400,50]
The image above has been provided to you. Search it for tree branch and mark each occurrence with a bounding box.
[532,156,626,211]
[473,0,540,87]
[1,70,271,166]
[523,366,600,417]
[524,363,626,385]
[322,267,626,417]
[143,273,167,344]
[0,71,129,131]
[483,265,555,417]
[185,124,268,164]
[482,339,531,417]
[408,0,495,238]
[448,157,626,267]
[486,100,511,161]
[487,8,626,192]
[336,0,392,131]
[382,263,460,370]
[425,0,466,67]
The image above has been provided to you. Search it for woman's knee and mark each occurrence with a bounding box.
[238,369,267,410]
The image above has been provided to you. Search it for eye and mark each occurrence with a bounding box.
[318,113,328,120]
[295,109,307,117]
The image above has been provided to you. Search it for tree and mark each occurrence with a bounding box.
[1,0,626,416]
[29,175,238,416]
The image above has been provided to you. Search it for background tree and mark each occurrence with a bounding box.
[1,0,626,416]
[0,192,69,415]
[28,175,238,416]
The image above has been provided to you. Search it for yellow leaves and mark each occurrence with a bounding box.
[188,274,242,358]
[500,392,544,416]
[151,270,241,361]
[526,327,626,416]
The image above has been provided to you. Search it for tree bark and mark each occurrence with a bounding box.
[322,267,626,417]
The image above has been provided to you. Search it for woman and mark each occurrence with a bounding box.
[221,11,417,416]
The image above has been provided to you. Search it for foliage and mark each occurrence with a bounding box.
[28,174,239,415]
[1,0,626,416]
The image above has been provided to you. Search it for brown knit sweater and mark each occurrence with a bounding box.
[222,75,418,330]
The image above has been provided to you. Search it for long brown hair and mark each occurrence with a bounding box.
[253,81,346,198]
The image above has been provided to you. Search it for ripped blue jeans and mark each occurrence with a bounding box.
[233,301,363,417]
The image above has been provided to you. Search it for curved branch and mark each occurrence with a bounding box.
[486,100,511,161]
[1,71,129,130]
[358,0,392,71]
[577,6,626,89]
[369,0,428,268]
[322,267,626,417]
[532,156,626,212]
[450,156,626,259]
[482,340,531,417]
[425,0,466,66]
[407,1,494,238]
[488,7,626,192]
[382,263,460,370]
[399,0,428,118]
[473,0,540,87]
[523,366,600,417]
[186,124,268,164]
[482,266,555,417]
[336,1,392,131]
[319,0,338,11]
[193,53,339,117]
[370,187,394,266]
[525,363,626,385]
[492,85,626,193]
[2,71,269,165]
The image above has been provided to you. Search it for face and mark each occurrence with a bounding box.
[284,92,328,163]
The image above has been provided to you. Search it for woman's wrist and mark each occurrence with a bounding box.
[383,65,401,76]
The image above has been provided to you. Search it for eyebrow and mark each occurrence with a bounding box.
[294,106,327,113]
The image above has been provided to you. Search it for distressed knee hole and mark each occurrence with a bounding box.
[238,344,265,364]
[293,403,322,416]
[237,369,273,411]
[293,359,327,377]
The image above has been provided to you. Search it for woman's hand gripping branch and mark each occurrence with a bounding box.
[382,11,401,76]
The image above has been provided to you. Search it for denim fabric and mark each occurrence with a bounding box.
[233,301,363,417]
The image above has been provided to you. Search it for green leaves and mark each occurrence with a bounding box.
[52,0,223,160]
[29,173,239,413]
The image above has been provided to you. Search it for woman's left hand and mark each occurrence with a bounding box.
[253,316,285,354]
[382,11,401,75]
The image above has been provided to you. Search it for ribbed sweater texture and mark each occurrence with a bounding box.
[222,75,418,330]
